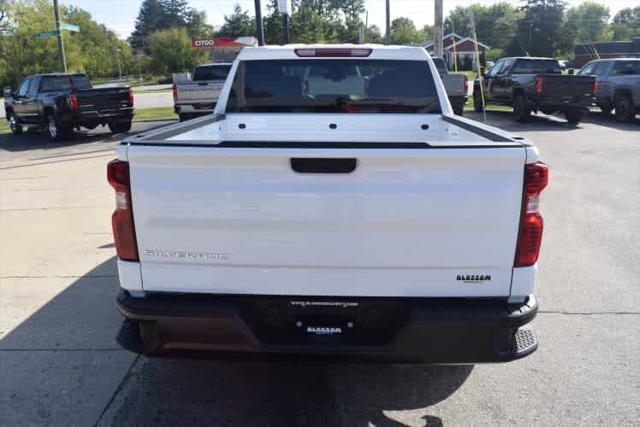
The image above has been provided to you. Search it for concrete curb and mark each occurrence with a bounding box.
[132,118,176,123]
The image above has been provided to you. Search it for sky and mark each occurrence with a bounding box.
[59,0,637,39]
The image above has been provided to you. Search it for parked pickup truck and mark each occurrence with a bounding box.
[111,45,547,363]
[473,57,596,124]
[577,58,640,122]
[4,73,134,141]
[173,63,232,122]
[432,57,468,116]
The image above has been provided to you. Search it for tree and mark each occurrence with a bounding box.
[147,27,207,75]
[263,0,283,44]
[390,17,423,45]
[444,3,520,50]
[129,0,165,51]
[611,6,640,39]
[290,0,326,43]
[566,2,610,43]
[506,0,567,57]
[159,0,190,27]
[129,0,211,51]
[216,4,254,38]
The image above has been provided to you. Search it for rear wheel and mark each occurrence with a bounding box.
[513,95,530,123]
[452,105,464,116]
[8,114,23,135]
[47,113,72,142]
[541,108,556,115]
[473,90,484,112]
[614,96,634,122]
[108,119,133,134]
[565,109,584,125]
[178,113,191,122]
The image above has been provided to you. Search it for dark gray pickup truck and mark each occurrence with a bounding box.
[578,58,640,122]
[473,57,596,124]
[4,73,134,141]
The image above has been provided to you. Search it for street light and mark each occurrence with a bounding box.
[115,47,123,81]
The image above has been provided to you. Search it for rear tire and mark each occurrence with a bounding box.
[178,113,191,122]
[565,109,584,125]
[108,119,133,134]
[47,113,72,142]
[614,96,634,122]
[513,95,530,123]
[453,105,464,116]
[8,114,23,135]
[473,90,484,112]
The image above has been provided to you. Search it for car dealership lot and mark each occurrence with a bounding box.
[0,113,638,425]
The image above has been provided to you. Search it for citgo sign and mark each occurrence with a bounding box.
[192,38,216,48]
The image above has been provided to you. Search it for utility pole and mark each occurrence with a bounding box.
[283,14,290,44]
[254,0,264,46]
[52,0,67,72]
[385,0,390,45]
[434,0,443,59]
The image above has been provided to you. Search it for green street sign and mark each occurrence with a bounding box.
[60,22,80,32]
[35,30,59,39]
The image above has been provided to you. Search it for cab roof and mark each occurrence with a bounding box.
[236,44,430,61]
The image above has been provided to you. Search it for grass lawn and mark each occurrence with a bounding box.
[465,95,512,112]
[133,87,172,94]
[133,106,177,121]
[0,119,9,134]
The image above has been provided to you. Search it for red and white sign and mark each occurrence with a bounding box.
[192,37,258,49]
[192,38,216,48]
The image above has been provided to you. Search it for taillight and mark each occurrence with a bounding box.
[68,93,79,110]
[294,48,372,57]
[128,88,134,106]
[172,84,177,102]
[515,162,549,267]
[534,75,544,96]
[107,159,138,262]
[592,80,599,94]
[463,75,469,94]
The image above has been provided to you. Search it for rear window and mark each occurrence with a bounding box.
[226,59,441,114]
[612,61,640,76]
[432,58,447,74]
[193,65,232,81]
[40,75,91,91]
[511,59,561,74]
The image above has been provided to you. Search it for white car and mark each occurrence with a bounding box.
[110,44,547,363]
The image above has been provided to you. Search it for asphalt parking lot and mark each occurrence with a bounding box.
[0,111,638,426]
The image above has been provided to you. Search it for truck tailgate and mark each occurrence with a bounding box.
[176,81,224,103]
[76,87,130,112]
[540,74,594,104]
[127,143,526,297]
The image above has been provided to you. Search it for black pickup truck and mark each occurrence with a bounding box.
[473,57,596,124]
[4,73,134,141]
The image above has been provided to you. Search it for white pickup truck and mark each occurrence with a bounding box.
[110,45,548,363]
[172,63,232,122]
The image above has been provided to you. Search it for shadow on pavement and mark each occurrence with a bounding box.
[0,127,125,153]
[0,256,472,426]
[581,111,640,130]
[102,357,472,426]
[467,109,639,133]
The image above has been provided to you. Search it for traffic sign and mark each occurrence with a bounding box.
[35,30,60,39]
[60,22,80,32]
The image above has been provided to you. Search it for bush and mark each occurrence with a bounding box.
[147,27,208,76]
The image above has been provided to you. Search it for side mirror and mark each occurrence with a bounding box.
[567,69,575,75]
[3,87,12,98]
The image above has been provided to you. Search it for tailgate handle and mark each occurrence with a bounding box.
[290,158,357,174]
